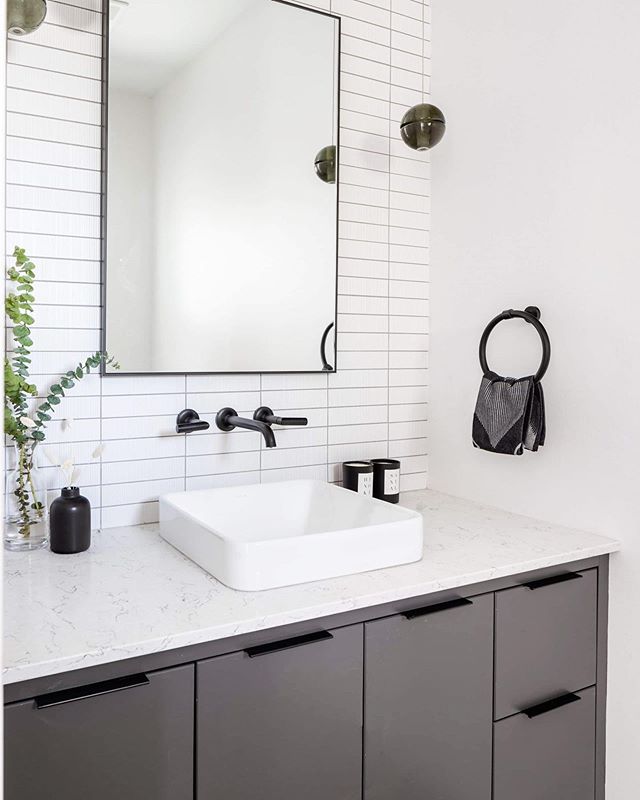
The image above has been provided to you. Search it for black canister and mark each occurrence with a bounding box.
[50,487,91,554]
[371,459,401,503]
[342,461,374,496]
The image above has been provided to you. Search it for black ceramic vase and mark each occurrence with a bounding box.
[50,487,91,554]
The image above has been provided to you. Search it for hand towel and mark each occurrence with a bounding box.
[472,371,546,455]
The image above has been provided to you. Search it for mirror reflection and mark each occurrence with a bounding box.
[105,0,339,373]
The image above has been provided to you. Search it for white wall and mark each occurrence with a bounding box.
[5,0,431,528]
[430,0,640,795]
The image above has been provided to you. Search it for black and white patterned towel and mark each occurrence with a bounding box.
[472,371,546,455]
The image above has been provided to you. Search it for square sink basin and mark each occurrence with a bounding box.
[159,479,423,591]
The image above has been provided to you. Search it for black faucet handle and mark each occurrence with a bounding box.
[176,409,210,434]
[254,407,308,427]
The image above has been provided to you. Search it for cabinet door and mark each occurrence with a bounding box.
[4,664,194,800]
[197,625,363,800]
[494,686,596,800]
[364,594,493,800]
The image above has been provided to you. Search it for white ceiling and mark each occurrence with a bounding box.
[109,0,257,94]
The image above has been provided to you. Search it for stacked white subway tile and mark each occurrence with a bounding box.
[5,0,430,528]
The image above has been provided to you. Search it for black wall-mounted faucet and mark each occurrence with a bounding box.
[214,406,309,447]
[216,408,277,448]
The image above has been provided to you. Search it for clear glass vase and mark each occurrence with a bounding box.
[4,442,48,551]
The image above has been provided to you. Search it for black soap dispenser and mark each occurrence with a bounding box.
[50,487,91,554]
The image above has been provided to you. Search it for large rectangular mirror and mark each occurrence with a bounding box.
[104,0,339,374]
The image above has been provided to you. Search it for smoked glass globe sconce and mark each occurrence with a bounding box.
[314,145,336,184]
[7,0,47,35]
[400,104,446,151]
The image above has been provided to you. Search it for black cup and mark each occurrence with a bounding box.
[342,461,374,496]
[370,459,401,503]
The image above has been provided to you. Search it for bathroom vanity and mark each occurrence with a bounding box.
[3,490,618,800]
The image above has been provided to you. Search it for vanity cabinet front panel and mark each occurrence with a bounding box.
[494,568,597,719]
[363,593,494,800]
[493,686,596,800]
[197,624,363,800]
[4,664,194,800]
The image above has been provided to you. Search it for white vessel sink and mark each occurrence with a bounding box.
[159,479,423,591]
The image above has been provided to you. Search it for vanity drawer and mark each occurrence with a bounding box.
[493,686,596,800]
[494,568,597,719]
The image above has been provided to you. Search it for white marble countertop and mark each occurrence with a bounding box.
[3,489,620,686]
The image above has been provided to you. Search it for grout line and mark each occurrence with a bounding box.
[7,60,102,83]
[7,133,101,150]
[6,84,102,104]
[7,38,102,61]
[6,158,101,173]
[259,373,263,482]
[7,108,101,127]
[387,1,392,459]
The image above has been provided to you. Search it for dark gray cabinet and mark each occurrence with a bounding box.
[364,594,494,800]
[494,686,596,800]
[4,558,608,800]
[494,569,597,719]
[4,664,194,800]
[197,625,363,800]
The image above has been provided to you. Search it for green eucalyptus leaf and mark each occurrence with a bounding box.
[31,430,45,441]
[50,384,63,395]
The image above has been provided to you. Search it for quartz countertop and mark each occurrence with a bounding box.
[3,489,620,686]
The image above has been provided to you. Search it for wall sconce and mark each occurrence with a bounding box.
[7,0,47,35]
[400,104,446,151]
[314,145,336,184]
[399,0,446,152]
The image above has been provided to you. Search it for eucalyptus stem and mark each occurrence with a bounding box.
[13,442,43,537]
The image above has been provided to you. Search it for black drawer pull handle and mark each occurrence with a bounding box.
[245,630,333,658]
[521,692,581,719]
[35,674,150,709]
[523,572,582,590]
[402,597,473,620]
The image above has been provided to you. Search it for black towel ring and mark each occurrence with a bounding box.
[479,306,551,383]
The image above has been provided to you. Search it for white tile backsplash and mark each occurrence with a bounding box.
[5,0,430,527]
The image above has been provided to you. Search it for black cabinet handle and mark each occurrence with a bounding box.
[35,674,150,709]
[244,630,333,658]
[521,692,582,719]
[522,572,582,590]
[402,597,473,620]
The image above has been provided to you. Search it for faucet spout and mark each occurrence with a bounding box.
[215,408,277,448]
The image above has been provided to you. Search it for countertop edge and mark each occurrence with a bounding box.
[3,538,620,687]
